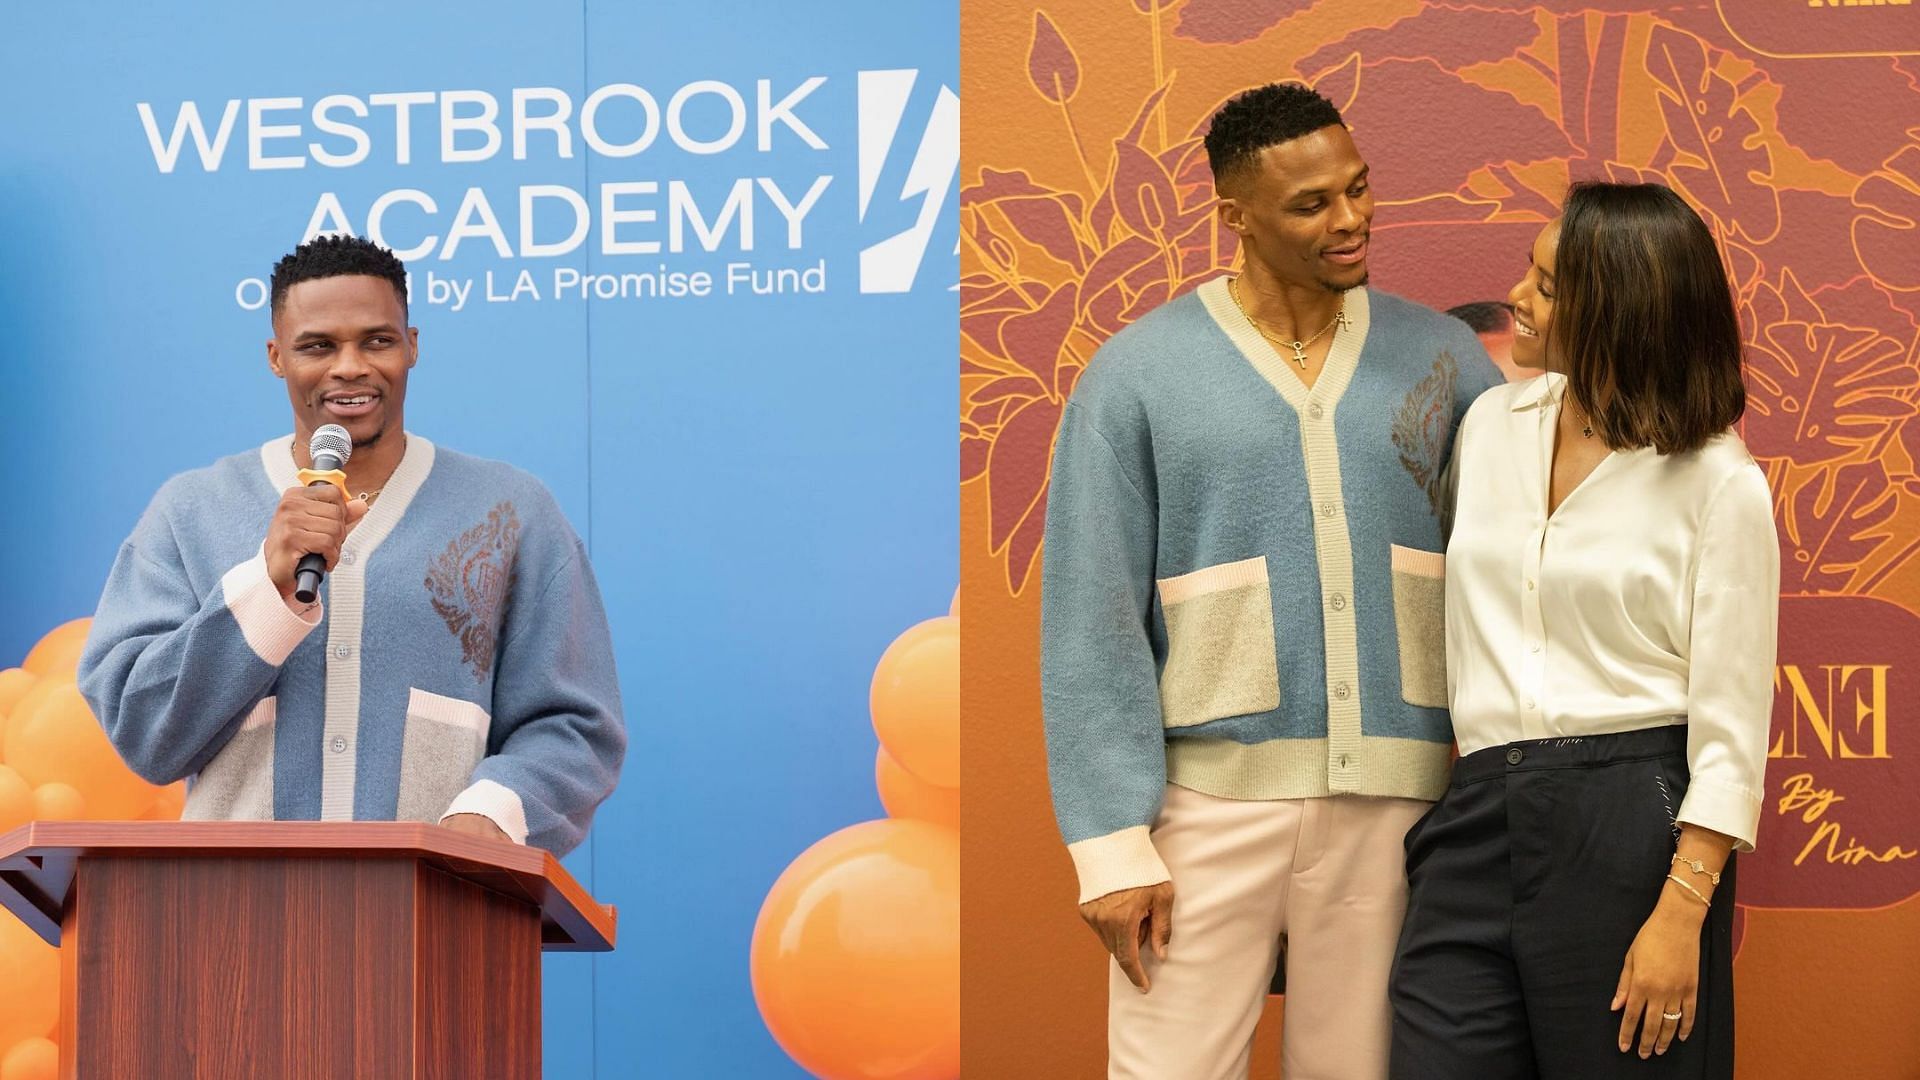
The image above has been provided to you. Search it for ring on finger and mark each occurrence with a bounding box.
[1661,1010,1684,1023]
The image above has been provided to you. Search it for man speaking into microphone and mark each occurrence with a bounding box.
[76,235,625,854]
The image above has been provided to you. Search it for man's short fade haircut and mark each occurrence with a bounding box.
[270,234,410,318]
[1204,82,1347,189]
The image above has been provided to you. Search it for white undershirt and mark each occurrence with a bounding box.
[1445,373,1779,850]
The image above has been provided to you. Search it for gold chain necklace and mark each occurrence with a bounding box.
[1568,402,1594,439]
[1229,276,1347,369]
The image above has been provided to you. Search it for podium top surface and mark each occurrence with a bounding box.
[0,820,617,952]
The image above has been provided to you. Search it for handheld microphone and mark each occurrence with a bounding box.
[293,424,353,604]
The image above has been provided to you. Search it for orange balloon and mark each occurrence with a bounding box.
[0,669,34,718]
[870,617,959,788]
[752,820,959,1080]
[876,747,959,829]
[31,783,85,822]
[6,681,158,820]
[0,1037,57,1080]
[0,767,32,836]
[2,679,66,762]
[22,619,90,680]
[0,919,58,1052]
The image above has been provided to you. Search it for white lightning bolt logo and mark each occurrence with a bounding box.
[858,70,959,295]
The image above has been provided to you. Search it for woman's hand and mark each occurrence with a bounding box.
[1611,899,1703,1057]
[1612,822,1734,1058]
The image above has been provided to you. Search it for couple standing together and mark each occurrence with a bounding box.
[1039,83,1778,1079]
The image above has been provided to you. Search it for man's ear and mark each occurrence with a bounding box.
[1218,195,1248,237]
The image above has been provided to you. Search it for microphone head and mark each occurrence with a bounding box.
[308,424,353,471]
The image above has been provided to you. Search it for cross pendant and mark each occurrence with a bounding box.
[1288,342,1308,368]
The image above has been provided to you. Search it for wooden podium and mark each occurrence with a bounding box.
[0,821,617,1079]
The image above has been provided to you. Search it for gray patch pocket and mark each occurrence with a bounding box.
[395,688,490,823]
[1155,556,1281,729]
[1391,545,1447,709]
[183,696,277,820]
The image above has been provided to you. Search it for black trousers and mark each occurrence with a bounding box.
[1388,726,1736,1079]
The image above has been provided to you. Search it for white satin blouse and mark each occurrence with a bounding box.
[1445,373,1779,849]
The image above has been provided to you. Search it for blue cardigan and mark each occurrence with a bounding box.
[78,433,626,856]
[1040,279,1499,900]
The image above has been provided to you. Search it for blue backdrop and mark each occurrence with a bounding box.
[0,3,957,1075]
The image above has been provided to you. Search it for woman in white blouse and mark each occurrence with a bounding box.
[1389,182,1778,1079]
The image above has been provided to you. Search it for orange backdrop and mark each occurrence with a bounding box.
[960,1,1920,1076]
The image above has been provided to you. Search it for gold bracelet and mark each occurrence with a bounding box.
[1671,854,1722,885]
[1666,874,1711,907]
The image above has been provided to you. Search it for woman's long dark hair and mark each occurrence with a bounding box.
[1551,182,1746,455]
